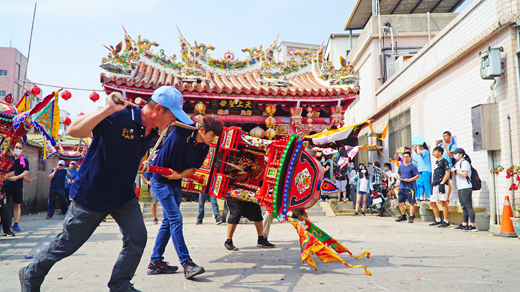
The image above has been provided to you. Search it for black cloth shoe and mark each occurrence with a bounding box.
[147,260,178,275]
[258,237,276,248]
[183,259,205,279]
[196,220,203,225]
[395,215,407,222]
[455,224,465,230]
[429,221,441,226]
[353,212,359,216]
[153,218,158,225]
[216,219,223,225]
[362,212,366,216]
[127,284,142,291]
[464,225,477,232]
[225,240,238,251]
[408,215,414,223]
[438,221,451,228]
[4,230,15,236]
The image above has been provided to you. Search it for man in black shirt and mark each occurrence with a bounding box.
[429,147,451,228]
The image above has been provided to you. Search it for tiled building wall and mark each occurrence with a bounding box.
[349,0,520,220]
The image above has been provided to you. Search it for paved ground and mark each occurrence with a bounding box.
[1,211,519,292]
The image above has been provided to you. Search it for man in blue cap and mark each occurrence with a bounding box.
[20,86,189,292]
[147,110,223,279]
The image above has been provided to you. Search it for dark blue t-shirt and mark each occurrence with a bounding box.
[4,157,29,187]
[50,169,68,190]
[152,127,208,188]
[398,163,420,191]
[70,107,158,212]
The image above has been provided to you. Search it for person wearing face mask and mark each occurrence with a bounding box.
[352,165,373,216]
[319,153,332,202]
[148,115,224,279]
[450,148,476,232]
[2,142,29,233]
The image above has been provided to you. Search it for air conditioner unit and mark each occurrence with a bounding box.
[480,47,503,79]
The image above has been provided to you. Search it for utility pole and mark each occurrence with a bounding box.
[20,2,37,107]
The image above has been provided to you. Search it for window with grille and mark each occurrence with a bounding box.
[0,70,7,76]
[358,135,369,167]
[388,109,411,156]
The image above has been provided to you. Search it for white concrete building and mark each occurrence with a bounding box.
[276,41,323,66]
[345,0,520,230]
[324,32,360,69]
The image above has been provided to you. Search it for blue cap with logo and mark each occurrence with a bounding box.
[150,86,193,125]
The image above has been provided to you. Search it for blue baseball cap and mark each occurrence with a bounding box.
[150,86,193,125]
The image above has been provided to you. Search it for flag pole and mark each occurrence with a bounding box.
[21,2,37,106]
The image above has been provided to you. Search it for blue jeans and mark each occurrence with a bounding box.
[150,180,190,266]
[197,193,222,222]
[416,171,432,199]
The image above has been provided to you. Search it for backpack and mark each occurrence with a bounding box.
[462,160,481,191]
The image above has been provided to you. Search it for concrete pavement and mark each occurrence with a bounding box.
[1,210,519,291]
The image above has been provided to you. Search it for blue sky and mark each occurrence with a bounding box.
[1,0,472,117]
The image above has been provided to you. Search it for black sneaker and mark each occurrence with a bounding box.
[147,260,178,275]
[4,230,15,236]
[455,224,465,230]
[438,221,451,228]
[362,212,366,216]
[258,237,276,248]
[353,212,359,216]
[464,225,477,232]
[19,267,30,292]
[183,260,205,279]
[153,218,158,225]
[225,240,238,251]
[127,284,142,291]
[429,221,441,226]
[196,220,203,225]
[408,216,414,223]
[216,219,223,225]
[395,215,407,222]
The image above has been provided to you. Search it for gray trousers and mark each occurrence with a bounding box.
[22,198,147,292]
[458,188,475,224]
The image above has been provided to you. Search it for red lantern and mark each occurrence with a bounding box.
[61,90,72,100]
[29,85,40,96]
[89,92,99,102]
[63,116,71,125]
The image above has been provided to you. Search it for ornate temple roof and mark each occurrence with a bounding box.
[100,29,360,103]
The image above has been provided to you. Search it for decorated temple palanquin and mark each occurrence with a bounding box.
[99,28,360,136]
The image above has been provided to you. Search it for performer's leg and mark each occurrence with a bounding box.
[227,223,237,240]
[168,186,191,266]
[108,198,147,292]
[47,189,58,218]
[254,221,263,236]
[23,201,106,289]
[149,182,173,264]
[151,204,157,220]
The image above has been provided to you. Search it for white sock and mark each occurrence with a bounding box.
[444,219,450,223]
[435,218,441,222]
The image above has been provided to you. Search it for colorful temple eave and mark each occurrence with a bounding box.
[100,29,360,132]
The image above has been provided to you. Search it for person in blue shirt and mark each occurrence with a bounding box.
[46,160,72,219]
[148,114,223,279]
[396,151,421,223]
[437,131,457,202]
[20,87,182,292]
[64,161,78,202]
[412,143,432,201]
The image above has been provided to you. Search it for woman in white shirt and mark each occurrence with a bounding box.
[450,148,476,232]
[351,164,373,216]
